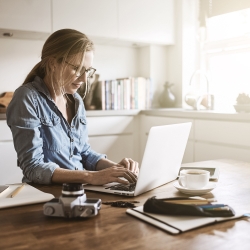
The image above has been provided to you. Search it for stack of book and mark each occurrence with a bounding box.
[88,77,153,110]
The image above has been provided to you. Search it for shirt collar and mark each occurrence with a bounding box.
[32,76,82,103]
[33,76,53,101]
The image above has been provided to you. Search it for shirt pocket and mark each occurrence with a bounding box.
[78,116,88,146]
[40,115,65,152]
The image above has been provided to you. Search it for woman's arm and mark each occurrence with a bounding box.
[51,164,137,185]
[96,158,140,175]
[7,86,59,184]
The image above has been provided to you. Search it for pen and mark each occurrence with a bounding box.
[10,184,25,198]
[165,200,210,205]
[204,206,230,211]
[197,204,226,209]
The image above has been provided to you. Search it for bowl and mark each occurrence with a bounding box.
[234,104,250,113]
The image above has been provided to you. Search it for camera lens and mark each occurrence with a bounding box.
[62,183,84,197]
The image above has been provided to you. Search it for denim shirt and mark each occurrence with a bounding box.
[6,76,106,184]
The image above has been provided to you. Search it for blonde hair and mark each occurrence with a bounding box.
[23,29,94,98]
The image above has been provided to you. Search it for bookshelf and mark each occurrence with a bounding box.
[83,77,153,111]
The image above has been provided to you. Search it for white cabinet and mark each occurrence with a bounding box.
[195,142,250,162]
[52,0,118,39]
[195,120,250,147]
[52,0,174,45]
[194,119,250,162]
[141,115,250,163]
[89,135,134,163]
[86,115,139,163]
[0,0,51,33]
[0,121,23,185]
[139,115,194,163]
[118,0,174,44]
[0,0,175,45]
[1,112,249,185]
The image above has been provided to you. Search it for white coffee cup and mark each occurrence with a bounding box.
[178,169,210,189]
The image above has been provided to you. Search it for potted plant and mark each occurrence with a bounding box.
[234,93,250,113]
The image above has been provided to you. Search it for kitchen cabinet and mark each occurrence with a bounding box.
[195,120,250,147]
[118,0,175,45]
[52,0,118,40]
[89,135,134,163]
[194,119,250,162]
[141,113,250,163]
[1,110,250,185]
[194,142,250,162]
[0,0,51,33]
[52,0,175,45]
[0,121,23,185]
[0,0,175,45]
[139,115,194,163]
[87,115,139,163]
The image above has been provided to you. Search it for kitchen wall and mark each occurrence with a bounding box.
[167,0,200,108]
[0,39,140,94]
[0,38,44,93]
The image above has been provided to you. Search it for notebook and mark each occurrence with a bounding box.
[0,185,9,193]
[84,122,192,196]
[0,183,54,209]
[126,206,245,234]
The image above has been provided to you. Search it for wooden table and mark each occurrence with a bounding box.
[1,159,250,250]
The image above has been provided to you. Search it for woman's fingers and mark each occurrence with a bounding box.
[111,167,137,183]
[128,158,136,172]
[118,158,140,176]
[90,165,138,185]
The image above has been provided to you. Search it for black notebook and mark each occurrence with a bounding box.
[127,197,245,234]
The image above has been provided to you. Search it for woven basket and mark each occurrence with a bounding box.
[0,92,14,113]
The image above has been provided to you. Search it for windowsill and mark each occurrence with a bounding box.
[141,108,250,122]
[1,109,250,122]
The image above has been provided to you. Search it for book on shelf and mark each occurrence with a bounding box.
[105,80,111,110]
[89,77,152,111]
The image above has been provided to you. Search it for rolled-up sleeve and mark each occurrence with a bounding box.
[80,141,106,171]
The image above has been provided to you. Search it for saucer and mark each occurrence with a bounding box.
[173,181,216,195]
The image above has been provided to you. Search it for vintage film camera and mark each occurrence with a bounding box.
[43,183,101,218]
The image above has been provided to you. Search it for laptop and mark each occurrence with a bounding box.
[84,122,192,196]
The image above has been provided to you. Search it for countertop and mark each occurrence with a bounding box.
[141,108,250,122]
[87,108,250,122]
[0,113,6,120]
[1,108,250,122]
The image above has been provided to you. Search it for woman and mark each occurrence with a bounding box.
[6,29,139,185]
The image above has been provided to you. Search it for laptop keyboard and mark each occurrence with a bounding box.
[105,183,136,192]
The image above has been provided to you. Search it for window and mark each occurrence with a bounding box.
[201,8,250,110]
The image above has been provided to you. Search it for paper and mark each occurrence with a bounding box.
[0,185,9,193]
[0,183,54,209]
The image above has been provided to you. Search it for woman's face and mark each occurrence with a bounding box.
[55,50,94,95]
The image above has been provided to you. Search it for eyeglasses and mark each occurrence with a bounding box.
[65,61,96,78]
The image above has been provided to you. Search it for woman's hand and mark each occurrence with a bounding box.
[117,158,140,176]
[88,166,137,185]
